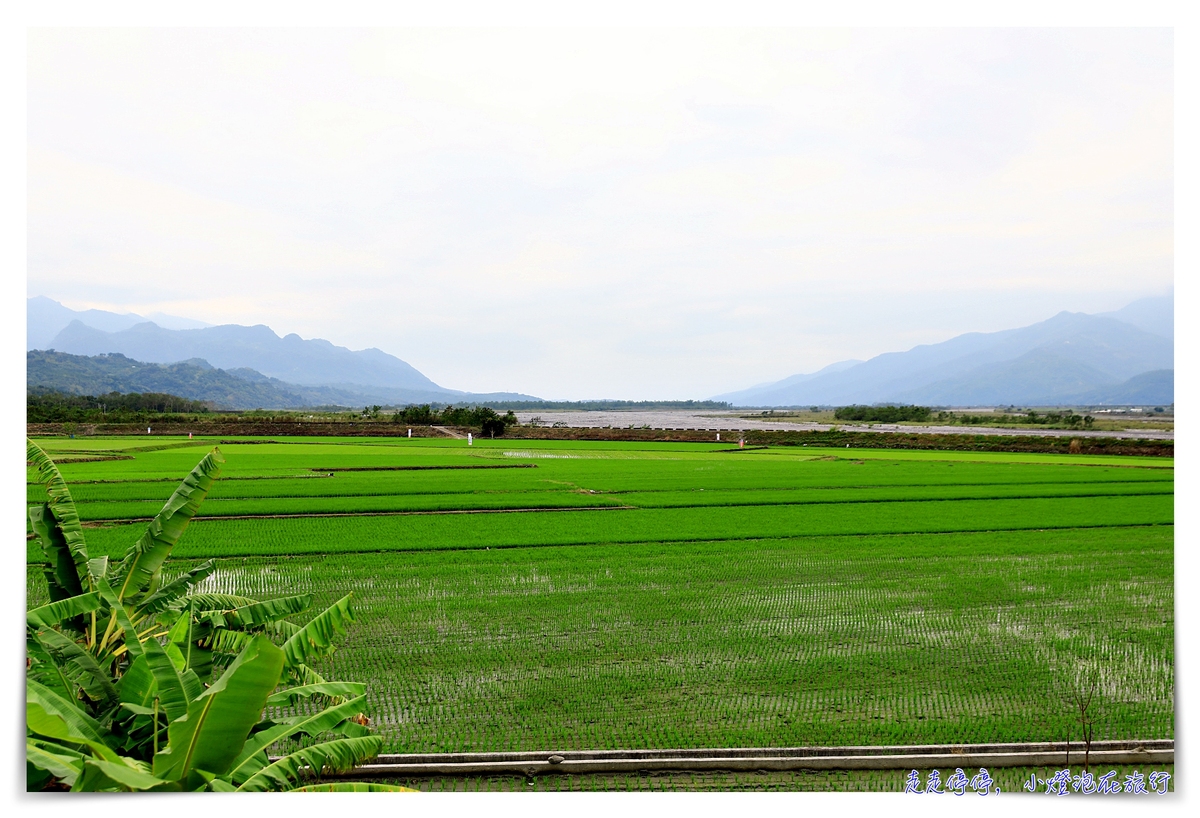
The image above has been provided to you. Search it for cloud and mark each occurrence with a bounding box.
[27,28,1172,399]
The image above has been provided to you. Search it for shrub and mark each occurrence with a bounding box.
[25,438,409,792]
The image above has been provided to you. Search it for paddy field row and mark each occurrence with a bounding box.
[25,435,1174,759]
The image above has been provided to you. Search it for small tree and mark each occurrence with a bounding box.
[1070,662,1101,772]
[1056,659,1102,772]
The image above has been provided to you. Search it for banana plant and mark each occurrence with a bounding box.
[25,438,407,792]
[28,632,399,791]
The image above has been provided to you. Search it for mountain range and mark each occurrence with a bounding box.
[28,294,1174,410]
[712,295,1173,407]
[27,296,538,408]
[27,296,212,347]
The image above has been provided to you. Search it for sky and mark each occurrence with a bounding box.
[26,27,1173,401]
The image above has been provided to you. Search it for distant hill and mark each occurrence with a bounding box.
[1051,369,1174,407]
[1097,294,1173,339]
[27,351,307,409]
[27,295,210,349]
[714,297,1174,408]
[26,350,536,410]
[713,360,862,404]
[45,319,447,392]
[29,296,540,404]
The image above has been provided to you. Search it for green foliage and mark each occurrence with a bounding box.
[834,404,932,422]
[390,403,518,433]
[26,350,303,412]
[28,387,213,423]
[934,409,1096,429]
[27,439,90,604]
[24,439,386,792]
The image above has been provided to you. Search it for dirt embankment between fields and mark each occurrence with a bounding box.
[27,421,1173,458]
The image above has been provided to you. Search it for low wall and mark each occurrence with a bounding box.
[322,740,1174,778]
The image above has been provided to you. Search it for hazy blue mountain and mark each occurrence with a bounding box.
[29,295,541,404]
[27,350,539,410]
[1052,369,1174,407]
[714,298,1174,407]
[220,367,539,407]
[892,347,1119,406]
[712,359,863,404]
[27,350,307,409]
[144,312,212,331]
[46,319,446,392]
[27,296,210,350]
[1098,294,1173,339]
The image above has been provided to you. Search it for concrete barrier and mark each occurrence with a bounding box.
[322,740,1173,779]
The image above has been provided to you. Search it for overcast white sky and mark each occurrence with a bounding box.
[27,27,1172,400]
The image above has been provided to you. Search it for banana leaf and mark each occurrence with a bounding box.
[26,739,84,788]
[76,758,168,792]
[180,668,204,703]
[87,556,109,586]
[27,702,132,767]
[27,439,89,601]
[26,633,75,703]
[153,635,285,781]
[96,578,189,720]
[205,628,253,655]
[26,592,100,629]
[163,600,215,681]
[183,643,214,684]
[181,593,259,609]
[117,656,156,707]
[291,664,329,686]
[235,735,383,792]
[291,782,417,792]
[266,681,366,707]
[26,680,110,746]
[209,594,312,629]
[28,627,119,708]
[136,560,218,617]
[282,594,354,671]
[226,695,370,785]
[111,447,223,604]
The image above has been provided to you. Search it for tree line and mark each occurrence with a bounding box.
[27,389,214,422]
[833,405,933,422]
[389,404,519,436]
[935,410,1095,429]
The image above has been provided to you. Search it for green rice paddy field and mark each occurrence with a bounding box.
[26,435,1174,767]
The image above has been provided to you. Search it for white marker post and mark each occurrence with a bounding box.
[716,433,720,441]
[408,428,412,438]
[467,433,473,446]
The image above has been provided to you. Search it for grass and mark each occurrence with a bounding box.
[376,764,1173,793]
[24,434,1174,786]
[45,494,1172,561]
[145,525,1165,754]
[49,481,1170,523]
